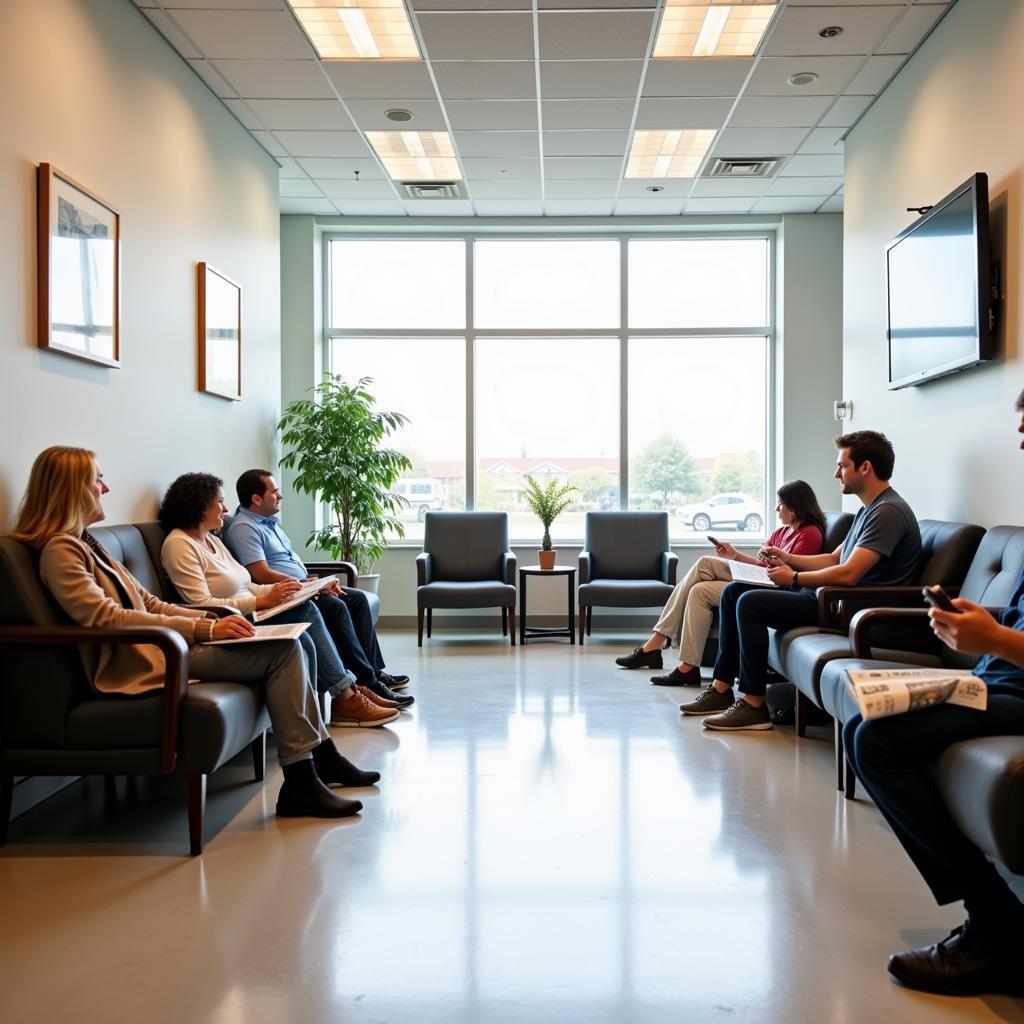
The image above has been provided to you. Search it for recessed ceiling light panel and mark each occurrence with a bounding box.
[287,0,422,61]
[367,131,461,181]
[653,1,777,59]
[626,129,717,179]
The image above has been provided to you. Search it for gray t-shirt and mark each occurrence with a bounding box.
[839,488,921,586]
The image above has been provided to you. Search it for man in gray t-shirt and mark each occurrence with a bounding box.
[679,430,922,731]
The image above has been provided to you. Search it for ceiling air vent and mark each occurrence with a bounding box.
[706,157,780,179]
[401,181,463,199]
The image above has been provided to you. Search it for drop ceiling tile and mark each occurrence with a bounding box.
[764,6,903,57]
[188,59,236,98]
[277,157,307,179]
[712,126,809,156]
[540,0,656,7]
[614,198,685,215]
[538,12,655,60]
[473,199,545,215]
[280,197,339,215]
[467,179,543,198]
[746,55,864,96]
[322,62,437,100]
[133,0,158,7]
[539,61,644,99]
[280,133,375,159]
[433,61,536,101]
[545,156,624,179]
[634,98,732,129]
[618,178,693,198]
[250,131,288,157]
[766,175,843,196]
[461,157,541,178]
[843,54,904,94]
[642,58,753,97]
[544,199,616,215]
[402,199,476,215]
[542,99,635,130]
[786,0,915,5]
[820,94,874,127]
[796,126,845,154]
[544,179,619,198]
[543,130,629,156]
[222,99,264,130]
[878,4,948,55]
[244,99,352,131]
[446,100,538,130]
[168,10,310,59]
[684,197,756,214]
[751,196,828,213]
[298,156,383,178]
[730,96,832,128]
[211,59,332,99]
[455,132,540,158]
[417,14,535,60]
[318,179,398,199]
[333,200,408,216]
[819,195,845,213]
[280,178,324,199]
[691,178,772,198]
[142,9,202,59]
[162,0,281,8]
[414,0,531,10]
[781,154,844,176]
[344,99,447,131]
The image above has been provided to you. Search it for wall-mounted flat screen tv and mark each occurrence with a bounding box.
[886,172,994,390]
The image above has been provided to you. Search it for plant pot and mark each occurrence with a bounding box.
[538,550,556,571]
[354,573,380,595]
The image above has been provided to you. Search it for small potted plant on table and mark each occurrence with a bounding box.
[522,474,577,571]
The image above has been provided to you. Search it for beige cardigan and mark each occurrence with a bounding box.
[39,533,213,695]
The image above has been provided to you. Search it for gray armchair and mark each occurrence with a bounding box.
[416,512,517,645]
[577,512,678,644]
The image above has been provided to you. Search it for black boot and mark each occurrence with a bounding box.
[312,740,381,787]
[276,757,363,818]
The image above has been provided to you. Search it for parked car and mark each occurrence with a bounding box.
[678,493,764,533]
[394,479,446,521]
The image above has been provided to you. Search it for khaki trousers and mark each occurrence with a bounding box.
[651,556,734,667]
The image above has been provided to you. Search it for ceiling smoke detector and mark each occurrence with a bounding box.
[787,72,819,87]
[818,25,843,38]
[385,108,414,122]
[401,181,463,199]
[706,157,780,179]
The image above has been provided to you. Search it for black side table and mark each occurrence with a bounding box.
[519,565,576,644]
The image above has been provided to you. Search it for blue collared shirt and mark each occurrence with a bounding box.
[224,506,308,582]
[974,565,1024,694]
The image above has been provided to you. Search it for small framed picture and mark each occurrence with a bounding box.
[37,163,121,367]
[197,262,241,401]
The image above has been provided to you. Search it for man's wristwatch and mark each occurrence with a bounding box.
[792,571,800,590]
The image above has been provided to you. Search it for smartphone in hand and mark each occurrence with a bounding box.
[922,584,960,613]
[707,535,720,547]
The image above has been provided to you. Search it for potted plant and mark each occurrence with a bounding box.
[278,374,412,593]
[521,474,577,570]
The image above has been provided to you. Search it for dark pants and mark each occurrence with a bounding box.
[713,582,819,696]
[845,696,1024,907]
[315,589,384,684]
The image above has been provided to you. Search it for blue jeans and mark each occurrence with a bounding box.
[315,589,384,684]
[266,600,355,696]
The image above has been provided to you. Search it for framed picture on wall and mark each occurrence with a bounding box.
[197,262,241,401]
[37,163,121,367]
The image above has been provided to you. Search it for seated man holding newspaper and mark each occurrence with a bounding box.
[224,469,412,709]
[680,430,921,731]
[844,390,1024,999]
[159,472,399,728]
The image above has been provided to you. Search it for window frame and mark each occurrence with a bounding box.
[323,231,776,546]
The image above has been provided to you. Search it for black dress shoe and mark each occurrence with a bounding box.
[887,920,1024,996]
[275,777,363,818]
[312,742,381,787]
[650,666,703,687]
[378,671,409,691]
[614,645,664,670]
[365,676,415,707]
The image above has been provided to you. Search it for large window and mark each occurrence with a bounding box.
[326,236,772,542]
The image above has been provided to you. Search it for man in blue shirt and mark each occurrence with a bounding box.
[846,390,1024,998]
[225,470,412,710]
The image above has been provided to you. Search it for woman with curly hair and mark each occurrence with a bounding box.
[13,446,377,819]
[159,472,397,728]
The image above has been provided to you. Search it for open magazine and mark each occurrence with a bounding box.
[252,574,340,623]
[846,668,987,720]
[201,622,311,646]
[725,560,775,587]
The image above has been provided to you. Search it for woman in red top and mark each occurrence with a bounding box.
[615,480,826,686]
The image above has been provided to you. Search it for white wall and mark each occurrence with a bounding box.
[842,0,1024,525]
[0,0,282,527]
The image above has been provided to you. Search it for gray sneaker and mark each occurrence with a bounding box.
[703,698,773,732]
[680,685,735,716]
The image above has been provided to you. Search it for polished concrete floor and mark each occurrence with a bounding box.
[2,631,1023,1024]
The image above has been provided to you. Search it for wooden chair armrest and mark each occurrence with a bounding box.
[849,607,931,659]
[304,561,358,587]
[0,624,189,772]
[816,584,946,630]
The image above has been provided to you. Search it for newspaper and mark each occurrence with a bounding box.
[846,668,987,720]
[726,560,775,587]
[201,622,311,646]
[252,574,340,623]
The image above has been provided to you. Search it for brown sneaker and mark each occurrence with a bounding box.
[355,684,401,709]
[330,689,400,728]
